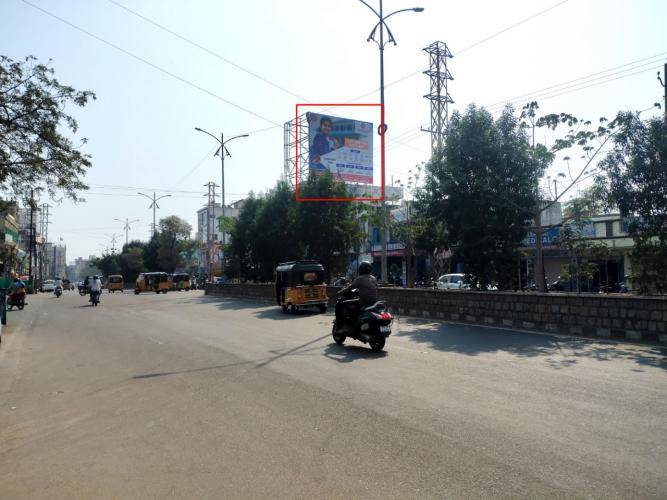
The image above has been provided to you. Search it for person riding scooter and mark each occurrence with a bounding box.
[89,275,102,304]
[8,278,27,308]
[54,277,63,297]
[336,261,378,333]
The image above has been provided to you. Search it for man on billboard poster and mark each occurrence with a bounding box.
[309,115,339,171]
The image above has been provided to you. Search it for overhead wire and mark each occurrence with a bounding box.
[20,0,283,127]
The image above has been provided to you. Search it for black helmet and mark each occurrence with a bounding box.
[358,261,372,275]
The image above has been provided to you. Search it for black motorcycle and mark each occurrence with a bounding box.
[7,292,26,310]
[54,286,62,298]
[332,289,393,352]
[90,290,100,307]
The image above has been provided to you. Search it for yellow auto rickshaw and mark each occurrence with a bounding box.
[171,273,191,291]
[275,261,328,314]
[134,272,170,294]
[107,274,124,293]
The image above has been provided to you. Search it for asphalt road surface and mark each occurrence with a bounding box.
[1,290,666,499]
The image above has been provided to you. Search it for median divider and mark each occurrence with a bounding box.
[205,283,667,345]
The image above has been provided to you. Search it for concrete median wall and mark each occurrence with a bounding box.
[205,283,667,344]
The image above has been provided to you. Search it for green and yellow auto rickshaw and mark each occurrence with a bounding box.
[135,272,170,294]
[275,261,328,314]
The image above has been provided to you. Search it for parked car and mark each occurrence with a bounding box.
[41,279,55,292]
[436,273,469,290]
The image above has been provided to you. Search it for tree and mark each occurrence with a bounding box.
[298,172,363,278]
[0,55,95,202]
[156,216,192,272]
[92,252,120,277]
[226,194,266,281]
[598,112,667,293]
[416,105,546,290]
[522,101,620,291]
[119,240,146,283]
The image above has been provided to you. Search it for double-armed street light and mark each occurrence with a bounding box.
[138,192,172,237]
[114,217,141,247]
[194,127,249,247]
[358,0,423,284]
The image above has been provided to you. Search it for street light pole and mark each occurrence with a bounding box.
[359,0,423,284]
[137,192,171,238]
[115,217,141,247]
[194,127,249,248]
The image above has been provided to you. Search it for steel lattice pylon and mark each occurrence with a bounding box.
[423,41,453,155]
[283,113,309,187]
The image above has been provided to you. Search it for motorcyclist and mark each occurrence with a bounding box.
[89,275,102,303]
[336,262,378,332]
[10,277,26,302]
[54,277,63,295]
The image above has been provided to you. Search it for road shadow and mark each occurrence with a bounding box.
[394,316,667,372]
[323,343,388,363]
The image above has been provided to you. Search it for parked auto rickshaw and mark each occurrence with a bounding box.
[171,273,191,291]
[275,261,328,314]
[106,274,124,293]
[134,272,170,294]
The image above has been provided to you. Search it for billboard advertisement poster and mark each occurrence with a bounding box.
[307,112,373,184]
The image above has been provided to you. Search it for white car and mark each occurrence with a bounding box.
[436,273,469,290]
[41,279,55,292]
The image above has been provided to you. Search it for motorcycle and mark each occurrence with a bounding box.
[54,286,63,298]
[90,290,100,307]
[7,291,26,310]
[332,288,393,352]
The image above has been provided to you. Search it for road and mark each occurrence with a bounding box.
[1,290,666,499]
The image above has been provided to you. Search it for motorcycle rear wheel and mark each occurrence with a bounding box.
[332,323,345,345]
[369,338,385,352]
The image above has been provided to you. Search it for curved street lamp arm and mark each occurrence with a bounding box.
[194,127,222,145]
[223,133,250,145]
[384,7,422,21]
[358,0,380,18]
[137,192,154,204]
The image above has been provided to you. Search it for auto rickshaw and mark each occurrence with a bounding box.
[134,272,170,294]
[275,261,328,314]
[171,273,191,291]
[107,274,124,293]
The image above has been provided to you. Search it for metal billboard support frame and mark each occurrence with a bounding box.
[283,113,309,187]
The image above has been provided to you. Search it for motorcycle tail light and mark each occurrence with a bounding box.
[379,312,392,321]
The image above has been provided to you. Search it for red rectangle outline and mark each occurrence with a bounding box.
[295,103,384,202]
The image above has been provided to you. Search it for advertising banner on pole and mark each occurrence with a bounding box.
[307,112,373,184]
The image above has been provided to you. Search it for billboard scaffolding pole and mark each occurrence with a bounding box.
[283,113,309,187]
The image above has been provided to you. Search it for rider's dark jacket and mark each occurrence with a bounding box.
[341,274,378,307]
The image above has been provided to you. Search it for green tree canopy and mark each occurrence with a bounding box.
[0,55,95,202]
[157,216,192,272]
[598,112,667,293]
[416,105,549,289]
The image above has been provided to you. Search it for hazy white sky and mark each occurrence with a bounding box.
[2,0,665,260]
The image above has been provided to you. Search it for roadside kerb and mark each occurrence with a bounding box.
[205,283,667,345]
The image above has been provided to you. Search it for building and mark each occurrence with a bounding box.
[196,200,244,275]
[0,204,21,279]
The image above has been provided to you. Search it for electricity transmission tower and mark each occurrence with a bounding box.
[423,41,454,155]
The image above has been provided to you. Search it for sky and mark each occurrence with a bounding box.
[1,0,665,261]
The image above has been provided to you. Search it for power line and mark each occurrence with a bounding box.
[106,0,310,102]
[344,0,571,104]
[20,0,282,127]
[485,52,667,109]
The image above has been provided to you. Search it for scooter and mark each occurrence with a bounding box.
[54,286,62,298]
[90,290,100,307]
[332,289,393,352]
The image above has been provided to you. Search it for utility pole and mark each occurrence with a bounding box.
[137,192,171,238]
[204,182,219,277]
[105,233,119,253]
[658,63,666,123]
[553,179,558,199]
[114,218,141,247]
[41,204,51,279]
[359,0,424,284]
[28,189,34,287]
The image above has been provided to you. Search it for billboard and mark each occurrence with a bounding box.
[307,112,373,184]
